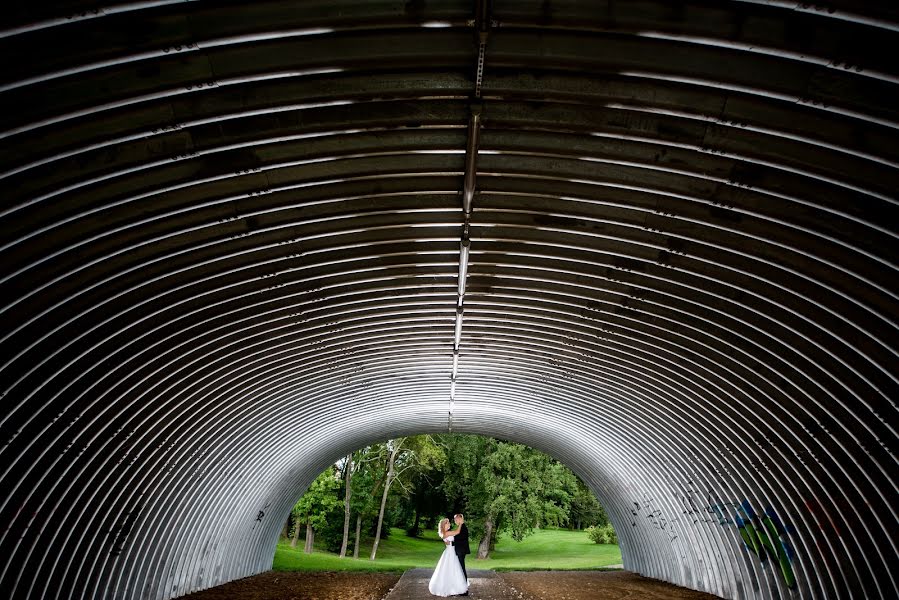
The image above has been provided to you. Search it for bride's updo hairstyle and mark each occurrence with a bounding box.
[437,518,449,537]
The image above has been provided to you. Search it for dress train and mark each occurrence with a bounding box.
[428,541,468,596]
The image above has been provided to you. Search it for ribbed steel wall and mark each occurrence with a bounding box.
[0,1,896,599]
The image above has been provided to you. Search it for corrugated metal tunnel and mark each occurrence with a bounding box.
[0,1,896,599]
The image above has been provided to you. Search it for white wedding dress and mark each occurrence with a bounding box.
[428,534,469,596]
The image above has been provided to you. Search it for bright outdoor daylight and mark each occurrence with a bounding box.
[263,434,626,599]
[6,2,894,600]
[275,435,621,571]
[179,437,730,599]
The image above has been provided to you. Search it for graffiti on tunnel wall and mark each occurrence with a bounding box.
[708,498,797,589]
[630,480,799,589]
[631,493,678,543]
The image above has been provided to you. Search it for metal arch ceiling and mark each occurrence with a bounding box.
[0,1,896,599]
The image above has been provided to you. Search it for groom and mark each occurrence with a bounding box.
[448,513,470,594]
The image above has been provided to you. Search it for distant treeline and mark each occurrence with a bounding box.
[283,434,610,559]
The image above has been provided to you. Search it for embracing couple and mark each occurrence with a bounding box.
[427,513,470,596]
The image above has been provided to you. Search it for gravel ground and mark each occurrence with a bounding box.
[176,571,401,600]
[499,571,722,600]
[176,570,722,600]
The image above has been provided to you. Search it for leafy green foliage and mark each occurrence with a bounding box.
[291,467,344,550]
[401,468,451,536]
[292,468,343,527]
[438,435,579,549]
[570,479,609,528]
[273,527,622,571]
[586,523,618,545]
[284,434,610,560]
[349,446,385,520]
[370,436,445,559]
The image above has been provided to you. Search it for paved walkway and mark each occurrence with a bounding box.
[384,568,506,600]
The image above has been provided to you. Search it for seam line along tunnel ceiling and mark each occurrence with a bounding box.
[0,1,896,599]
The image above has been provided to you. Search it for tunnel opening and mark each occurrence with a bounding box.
[1,2,896,600]
[272,434,620,570]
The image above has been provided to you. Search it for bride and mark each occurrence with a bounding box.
[428,518,469,596]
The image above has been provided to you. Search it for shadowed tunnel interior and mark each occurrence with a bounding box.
[0,1,897,599]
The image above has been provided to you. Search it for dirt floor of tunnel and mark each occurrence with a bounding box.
[177,570,722,600]
[499,571,722,599]
[177,571,400,600]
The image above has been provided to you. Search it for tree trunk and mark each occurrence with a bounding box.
[412,506,421,536]
[353,514,362,559]
[488,516,499,551]
[281,515,290,539]
[304,521,314,554]
[290,515,301,548]
[339,453,353,558]
[477,517,494,559]
[370,440,401,560]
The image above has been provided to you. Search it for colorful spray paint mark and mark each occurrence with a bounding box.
[709,499,797,589]
[707,497,738,525]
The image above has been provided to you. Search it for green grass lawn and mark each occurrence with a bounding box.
[273,527,622,572]
[480,528,622,571]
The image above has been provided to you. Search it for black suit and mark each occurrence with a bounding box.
[451,522,470,581]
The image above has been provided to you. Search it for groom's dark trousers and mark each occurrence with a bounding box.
[453,523,471,581]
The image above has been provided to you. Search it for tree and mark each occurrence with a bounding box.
[370,441,400,560]
[289,512,301,548]
[570,478,608,529]
[370,436,444,559]
[338,453,353,557]
[439,435,579,559]
[346,444,387,558]
[404,468,450,536]
[290,467,343,553]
